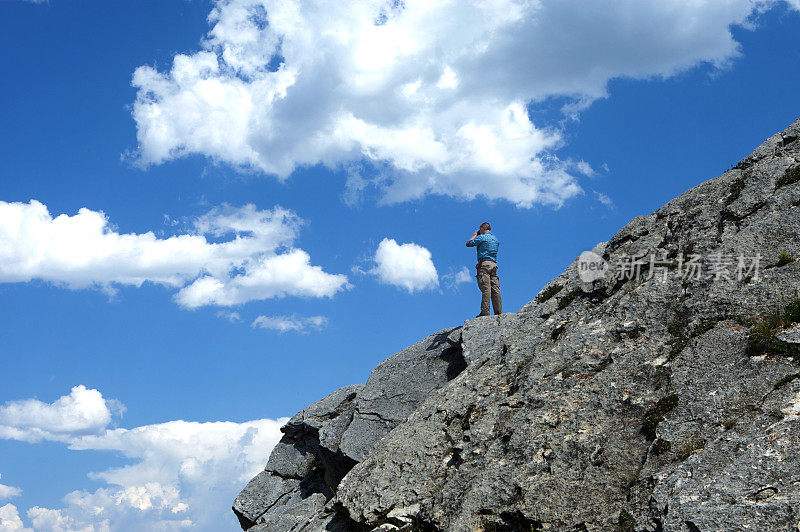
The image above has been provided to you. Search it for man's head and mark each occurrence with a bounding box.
[479,222,491,234]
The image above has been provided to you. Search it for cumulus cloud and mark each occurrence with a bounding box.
[175,250,348,308]
[370,238,438,292]
[0,505,31,532]
[0,477,21,501]
[0,385,123,443]
[130,0,797,207]
[0,387,288,531]
[252,314,328,333]
[26,506,101,532]
[0,200,348,308]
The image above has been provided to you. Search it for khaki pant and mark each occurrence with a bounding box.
[476,260,502,316]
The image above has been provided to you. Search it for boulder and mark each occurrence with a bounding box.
[234,327,466,530]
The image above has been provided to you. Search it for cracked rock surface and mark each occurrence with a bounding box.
[236,118,800,531]
[233,328,466,530]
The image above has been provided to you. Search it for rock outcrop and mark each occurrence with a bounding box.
[235,117,800,531]
[233,328,466,530]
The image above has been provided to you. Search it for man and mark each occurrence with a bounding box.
[466,222,502,317]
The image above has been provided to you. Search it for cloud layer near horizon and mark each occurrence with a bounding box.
[0,387,287,531]
[131,0,797,207]
[0,200,348,308]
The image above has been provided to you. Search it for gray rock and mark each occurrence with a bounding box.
[777,323,800,344]
[233,385,362,529]
[340,327,466,461]
[238,117,800,531]
[460,314,520,365]
[234,328,466,529]
[233,471,300,527]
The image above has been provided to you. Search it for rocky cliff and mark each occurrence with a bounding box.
[235,117,800,531]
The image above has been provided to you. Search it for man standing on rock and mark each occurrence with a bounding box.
[466,222,502,317]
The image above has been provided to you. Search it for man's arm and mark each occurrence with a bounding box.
[466,231,479,247]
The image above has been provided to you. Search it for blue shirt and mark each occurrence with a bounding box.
[467,233,499,263]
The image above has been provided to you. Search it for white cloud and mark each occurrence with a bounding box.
[0,200,348,308]
[0,386,123,444]
[175,249,349,308]
[595,191,615,210]
[130,0,797,207]
[454,267,472,284]
[26,506,101,532]
[0,505,31,532]
[0,477,21,501]
[0,387,288,531]
[215,310,241,322]
[370,238,438,293]
[0,489,20,503]
[442,266,473,291]
[251,314,328,333]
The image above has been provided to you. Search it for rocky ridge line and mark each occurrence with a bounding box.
[236,117,800,531]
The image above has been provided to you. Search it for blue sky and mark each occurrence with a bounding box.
[0,0,799,530]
